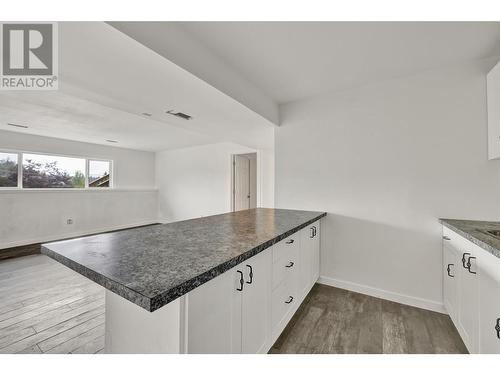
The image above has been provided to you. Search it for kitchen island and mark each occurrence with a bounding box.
[42,208,326,353]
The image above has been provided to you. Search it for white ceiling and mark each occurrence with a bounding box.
[0,22,274,152]
[0,89,216,151]
[178,22,500,104]
[2,22,500,152]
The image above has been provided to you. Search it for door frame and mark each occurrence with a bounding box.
[230,151,262,212]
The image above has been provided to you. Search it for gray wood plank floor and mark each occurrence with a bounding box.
[0,255,104,354]
[0,255,467,354]
[270,284,468,354]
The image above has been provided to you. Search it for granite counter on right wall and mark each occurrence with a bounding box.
[440,219,500,260]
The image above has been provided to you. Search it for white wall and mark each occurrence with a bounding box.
[275,59,500,311]
[156,142,274,223]
[0,130,158,248]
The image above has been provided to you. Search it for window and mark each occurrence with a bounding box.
[23,153,86,188]
[88,160,111,188]
[0,150,112,189]
[0,152,18,188]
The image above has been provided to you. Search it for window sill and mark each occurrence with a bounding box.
[0,188,158,194]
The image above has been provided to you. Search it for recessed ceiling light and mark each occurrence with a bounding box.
[7,122,28,129]
[141,112,152,117]
[166,110,192,121]
[106,139,118,143]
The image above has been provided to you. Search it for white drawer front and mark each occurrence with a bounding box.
[272,244,298,290]
[271,275,297,330]
[273,233,299,263]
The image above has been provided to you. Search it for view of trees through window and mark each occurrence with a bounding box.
[0,152,18,187]
[23,154,86,188]
[0,150,112,189]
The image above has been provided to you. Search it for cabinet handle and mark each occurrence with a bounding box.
[310,227,314,238]
[285,296,294,304]
[286,239,295,244]
[236,270,244,291]
[313,226,317,237]
[466,256,477,274]
[285,261,294,268]
[462,253,471,269]
[443,236,451,241]
[495,318,500,340]
[245,265,253,284]
[446,264,454,278]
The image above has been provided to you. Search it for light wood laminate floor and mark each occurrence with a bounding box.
[271,284,468,354]
[0,255,467,354]
[0,255,104,354]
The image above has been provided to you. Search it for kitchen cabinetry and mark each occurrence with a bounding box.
[186,222,321,353]
[442,226,500,354]
[442,239,458,323]
[272,233,299,335]
[186,249,271,354]
[479,250,500,353]
[241,249,272,353]
[299,221,320,299]
[457,243,479,353]
[186,266,242,353]
[487,61,500,160]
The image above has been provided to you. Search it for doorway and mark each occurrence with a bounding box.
[232,153,257,211]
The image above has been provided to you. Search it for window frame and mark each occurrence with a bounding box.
[0,148,113,190]
[0,149,22,190]
[87,158,114,189]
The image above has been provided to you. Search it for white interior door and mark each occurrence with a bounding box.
[234,155,251,211]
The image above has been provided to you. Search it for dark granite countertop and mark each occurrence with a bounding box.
[42,208,326,312]
[439,219,500,259]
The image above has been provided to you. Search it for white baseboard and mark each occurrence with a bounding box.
[318,275,446,314]
[0,219,159,250]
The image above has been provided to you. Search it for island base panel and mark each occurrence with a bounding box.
[104,291,182,354]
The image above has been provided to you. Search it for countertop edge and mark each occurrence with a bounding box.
[40,245,152,310]
[439,218,500,260]
[43,211,327,312]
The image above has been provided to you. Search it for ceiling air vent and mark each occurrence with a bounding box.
[166,110,192,121]
[7,122,28,129]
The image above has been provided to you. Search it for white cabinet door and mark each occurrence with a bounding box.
[299,221,320,299]
[443,243,459,323]
[479,250,500,353]
[241,249,272,354]
[311,221,320,283]
[186,266,242,353]
[487,61,500,160]
[457,245,479,353]
[299,225,313,298]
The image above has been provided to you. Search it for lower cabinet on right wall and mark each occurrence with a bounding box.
[478,250,500,353]
[442,226,500,353]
